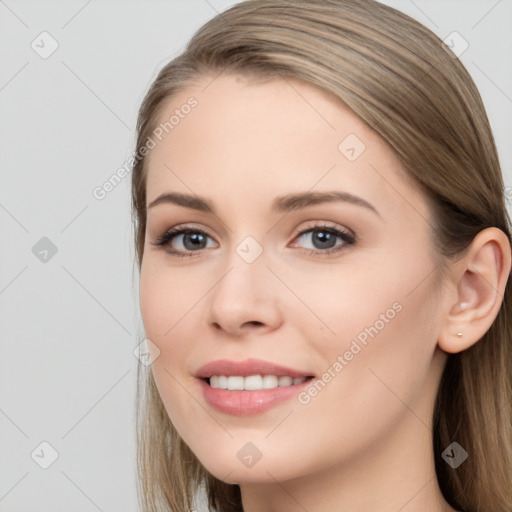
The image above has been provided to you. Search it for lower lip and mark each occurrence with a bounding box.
[198,378,312,416]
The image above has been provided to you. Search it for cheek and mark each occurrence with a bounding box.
[279,253,417,350]
[139,260,205,343]
[294,251,439,421]
[139,261,214,422]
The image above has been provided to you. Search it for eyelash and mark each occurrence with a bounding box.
[151,223,356,259]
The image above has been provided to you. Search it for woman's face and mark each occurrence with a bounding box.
[139,73,450,483]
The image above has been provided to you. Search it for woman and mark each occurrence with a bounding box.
[131,1,512,511]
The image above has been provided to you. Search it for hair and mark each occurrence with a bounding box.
[131,1,512,511]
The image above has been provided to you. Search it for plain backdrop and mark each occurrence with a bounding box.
[0,1,511,511]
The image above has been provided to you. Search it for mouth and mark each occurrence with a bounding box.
[195,359,316,416]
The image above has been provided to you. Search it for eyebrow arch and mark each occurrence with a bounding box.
[147,190,379,217]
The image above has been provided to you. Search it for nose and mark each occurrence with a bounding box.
[206,253,283,337]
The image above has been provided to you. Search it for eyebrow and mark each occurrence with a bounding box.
[147,190,379,216]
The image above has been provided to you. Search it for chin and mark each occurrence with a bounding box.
[192,445,309,485]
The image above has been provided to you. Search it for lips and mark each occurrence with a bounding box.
[195,358,315,416]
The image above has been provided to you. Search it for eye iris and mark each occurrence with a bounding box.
[183,232,207,250]
[312,230,336,249]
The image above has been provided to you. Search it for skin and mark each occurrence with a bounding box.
[139,73,510,512]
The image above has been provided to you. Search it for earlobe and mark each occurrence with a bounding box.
[438,227,511,354]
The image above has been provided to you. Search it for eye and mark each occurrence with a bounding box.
[290,224,355,256]
[151,226,217,257]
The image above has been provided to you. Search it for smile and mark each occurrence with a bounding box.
[195,358,315,415]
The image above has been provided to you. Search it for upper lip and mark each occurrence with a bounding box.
[195,358,314,379]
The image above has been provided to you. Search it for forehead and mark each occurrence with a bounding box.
[144,73,427,221]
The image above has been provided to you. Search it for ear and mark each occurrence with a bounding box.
[438,227,511,354]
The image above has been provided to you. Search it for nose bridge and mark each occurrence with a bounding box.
[213,234,270,306]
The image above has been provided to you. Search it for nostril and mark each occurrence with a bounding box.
[210,320,265,332]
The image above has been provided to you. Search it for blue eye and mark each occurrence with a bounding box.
[152,224,355,258]
[293,225,355,254]
[152,228,217,257]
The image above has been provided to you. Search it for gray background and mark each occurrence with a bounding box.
[0,1,510,511]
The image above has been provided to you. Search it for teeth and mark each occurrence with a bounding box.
[262,375,278,389]
[227,376,244,390]
[209,375,308,390]
[278,376,292,387]
[244,375,263,390]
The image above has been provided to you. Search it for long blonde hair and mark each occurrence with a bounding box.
[131,1,512,510]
